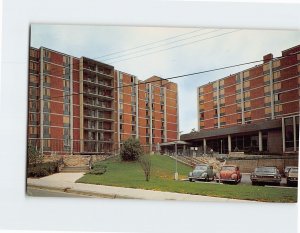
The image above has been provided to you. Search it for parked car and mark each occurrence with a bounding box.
[219,165,242,184]
[286,167,298,186]
[250,166,281,186]
[188,164,214,182]
[284,166,295,177]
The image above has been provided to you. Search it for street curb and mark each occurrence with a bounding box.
[27,184,138,199]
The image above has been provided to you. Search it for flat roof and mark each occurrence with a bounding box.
[160,141,190,146]
[181,119,282,141]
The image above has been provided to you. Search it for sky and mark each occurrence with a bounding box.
[31,24,300,134]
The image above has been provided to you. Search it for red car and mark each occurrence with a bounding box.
[219,165,242,184]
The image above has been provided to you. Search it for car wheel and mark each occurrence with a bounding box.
[189,178,194,182]
[252,181,256,186]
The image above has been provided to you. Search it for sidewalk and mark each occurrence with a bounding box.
[27,173,247,202]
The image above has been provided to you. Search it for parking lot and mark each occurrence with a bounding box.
[188,173,297,188]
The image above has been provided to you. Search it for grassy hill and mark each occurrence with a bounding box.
[76,155,297,202]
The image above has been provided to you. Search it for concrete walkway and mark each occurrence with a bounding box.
[27,173,247,202]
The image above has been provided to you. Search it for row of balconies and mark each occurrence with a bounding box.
[83,77,113,89]
[83,63,113,78]
[84,124,113,131]
[84,110,113,120]
[84,87,113,99]
[84,99,113,110]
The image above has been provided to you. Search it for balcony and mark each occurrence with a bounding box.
[83,78,113,89]
[83,66,113,79]
[84,126,114,132]
[84,113,114,121]
[84,101,114,111]
[84,89,113,100]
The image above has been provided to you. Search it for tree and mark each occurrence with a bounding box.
[120,137,142,161]
[27,143,43,166]
[139,154,151,181]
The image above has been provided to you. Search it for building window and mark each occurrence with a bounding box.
[29,126,37,135]
[284,117,294,151]
[214,109,218,117]
[273,82,281,93]
[265,107,271,116]
[43,88,50,98]
[243,80,250,90]
[64,104,70,114]
[43,139,50,148]
[29,62,38,72]
[274,94,281,103]
[244,91,250,101]
[273,71,280,80]
[44,76,50,86]
[265,96,271,106]
[43,101,50,112]
[29,75,38,85]
[63,79,70,89]
[264,85,270,95]
[263,75,270,84]
[244,101,251,111]
[44,114,50,125]
[274,105,282,115]
[63,56,70,66]
[273,60,280,68]
[43,126,50,137]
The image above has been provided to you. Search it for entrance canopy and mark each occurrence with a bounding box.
[181,119,281,141]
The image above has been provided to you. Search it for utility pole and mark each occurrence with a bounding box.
[174,141,178,180]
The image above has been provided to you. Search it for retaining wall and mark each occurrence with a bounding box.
[227,157,298,173]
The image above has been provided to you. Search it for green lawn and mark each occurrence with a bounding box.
[76,155,298,203]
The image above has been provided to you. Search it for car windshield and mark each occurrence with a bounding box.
[285,167,292,172]
[289,168,298,174]
[255,167,276,173]
[221,166,235,171]
[195,165,207,170]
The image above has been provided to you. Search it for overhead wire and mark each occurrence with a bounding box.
[101,29,221,62]
[27,51,300,103]
[32,29,239,75]
[108,29,241,64]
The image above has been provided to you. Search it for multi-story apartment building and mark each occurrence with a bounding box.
[114,73,178,152]
[28,47,178,155]
[181,45,300,155]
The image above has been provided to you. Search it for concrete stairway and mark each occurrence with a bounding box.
[170,155,223,172]
[61,155,91,173]
[61,166,90,173]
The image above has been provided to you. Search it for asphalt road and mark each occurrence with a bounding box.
[26,187,91,198]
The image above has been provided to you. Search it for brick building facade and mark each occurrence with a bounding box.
[28,47,178,155]
[181,45,300,155]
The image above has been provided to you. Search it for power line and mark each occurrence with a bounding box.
[108,29,241,64]
[28,51,300,103]
[101,29,221,62]
[31,28,205,75]
[95,28,206,59]
[31,29,238,75]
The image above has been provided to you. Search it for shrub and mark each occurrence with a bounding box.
[120,137,142,161]
[89,163,107,175]
[27,167,50,177]
[27,161,59,178]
